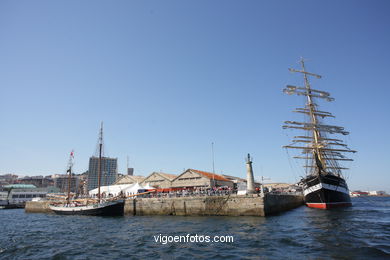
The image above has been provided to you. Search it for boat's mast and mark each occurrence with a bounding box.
[67,165,71,204]
[300,59,325,171]
[97,123,103,203]
[66,150,74,205]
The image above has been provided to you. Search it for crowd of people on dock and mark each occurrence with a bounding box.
[138,186,271,198]
[60,185,301,200]
[146,187,234,198]
[144,185,303,198]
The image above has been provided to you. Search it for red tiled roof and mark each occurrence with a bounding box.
[189,169,231,182]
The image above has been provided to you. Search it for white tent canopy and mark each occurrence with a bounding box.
[89,182,152,197]
[142,183,154,189]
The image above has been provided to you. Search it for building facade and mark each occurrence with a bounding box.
[222,174,261,190]
[127,168,134,176]
[114,175,145,185]
[140,172,177,189]
[0,174,19,186]
[171,169,233,189]
[53,174,80,193]
[18,176,54,188]
[87,157,118,191]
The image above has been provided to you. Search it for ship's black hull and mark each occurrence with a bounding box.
[51,201,125,216]
[302,174,352,209]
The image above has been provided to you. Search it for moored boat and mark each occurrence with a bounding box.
[283,58,356,209]
[49,199,124,216]
[50,123,124,216]
[301,173,351,209]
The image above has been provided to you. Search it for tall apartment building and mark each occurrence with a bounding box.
[127,168,134,176]
[87,157,118,191]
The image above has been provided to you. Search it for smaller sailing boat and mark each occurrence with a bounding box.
[283,58,356,209]
[50,124,124,216]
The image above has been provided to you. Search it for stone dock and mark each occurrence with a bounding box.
[25,193,303,216]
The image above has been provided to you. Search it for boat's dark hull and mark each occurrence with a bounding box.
[0,204,24,209]
[303,174,352,209]
[51,201,124,216]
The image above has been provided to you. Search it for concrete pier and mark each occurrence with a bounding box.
[26,194,303,216]
[25,201,52,213]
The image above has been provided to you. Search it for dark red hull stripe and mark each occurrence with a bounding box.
[306,202,352,209]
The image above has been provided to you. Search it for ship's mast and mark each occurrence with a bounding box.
[283,58,356,176]
[97,122,103,203]
[300,59,325,170]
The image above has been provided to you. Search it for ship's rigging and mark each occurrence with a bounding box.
[283,58,356,177]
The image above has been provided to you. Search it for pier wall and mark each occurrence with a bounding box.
[125,195,264,216]
[125,194,304,216]
[25,194,304,216]
[25,201,52,213]
[263,194,304,215]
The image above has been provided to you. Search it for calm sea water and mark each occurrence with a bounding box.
[1,197,389,260]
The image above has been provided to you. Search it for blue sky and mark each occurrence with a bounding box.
[1,1,389,192]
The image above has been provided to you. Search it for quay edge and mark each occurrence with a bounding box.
[25,194,303,216]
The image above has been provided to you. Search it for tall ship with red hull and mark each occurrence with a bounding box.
[283,59,356,209]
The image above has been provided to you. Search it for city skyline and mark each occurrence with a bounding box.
[1,1,389,193]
